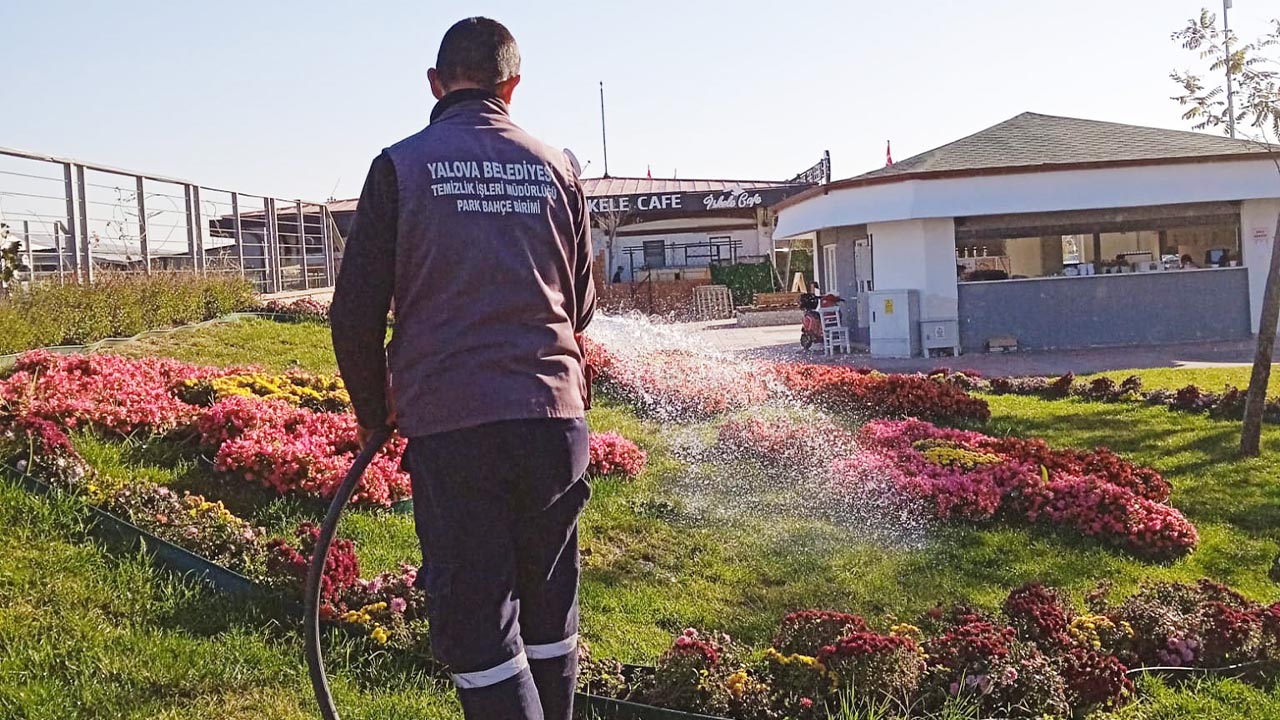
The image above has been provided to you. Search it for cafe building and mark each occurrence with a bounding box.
[583,176,814,283]
[772,112,1280,356]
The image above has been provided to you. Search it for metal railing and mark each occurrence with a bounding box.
[620,237,742,279]
[0,146,343,293]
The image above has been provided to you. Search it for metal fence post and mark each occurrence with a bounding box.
[136,176,150,274]
[54,223,65,284]
[295,199,307,290]
[265,197,280,293]
[321,207,335,287]
[192,185,205,274]
[184,185,196,271]
[231,192,245,280]
[22,220,33,285]
[63,163,80,282]
[75,164,93,284]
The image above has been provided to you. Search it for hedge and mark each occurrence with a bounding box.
[710,262,776,307]
[0,273,257,355]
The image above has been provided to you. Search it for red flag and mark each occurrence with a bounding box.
[646,165,652,179]
[885,141,894,166]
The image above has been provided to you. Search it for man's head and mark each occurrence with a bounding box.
[429,17,521,104]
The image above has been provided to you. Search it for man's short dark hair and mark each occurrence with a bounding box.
[436,17,520,88]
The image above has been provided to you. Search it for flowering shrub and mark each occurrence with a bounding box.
[1068,614,1134,657]
[924,619,1018,677]
[0,414,93,490]
[265,522,361,619]
[212,404,411,506]
[1061,648,1133,709]
[816,631,924,704]
[180,371,350,413]
[1101,579,1273,670]
[771,364,990,425]
[772,610,868,656]
[587,431,647,478]
[347,564,427,622]
[108,484,266,574]
[191,395,302,450]
[0,351,224,434]
[632,628,738,715]
[837,420,1196,559]
[262,296,330,322]
[757,649,836,717]
[1003,583,1072,648]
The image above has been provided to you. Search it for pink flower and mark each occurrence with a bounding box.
[587,432,647,478]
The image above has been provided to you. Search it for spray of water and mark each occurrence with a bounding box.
[588,313,931,550]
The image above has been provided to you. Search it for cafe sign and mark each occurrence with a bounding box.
[587,184,806,216]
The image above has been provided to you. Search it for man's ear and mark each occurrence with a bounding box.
[428,68,447,100]
[495,74,521,104]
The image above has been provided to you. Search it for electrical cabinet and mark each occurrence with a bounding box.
[868,290,920,358]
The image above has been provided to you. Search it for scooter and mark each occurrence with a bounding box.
[799,292,844,350]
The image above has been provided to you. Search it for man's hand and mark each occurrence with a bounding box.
[575,333,596,410]
[357,385,398,450]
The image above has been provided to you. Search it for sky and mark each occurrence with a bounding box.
[2,1,1276,202]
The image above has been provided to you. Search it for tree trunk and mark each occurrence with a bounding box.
[1241,211,1280,456]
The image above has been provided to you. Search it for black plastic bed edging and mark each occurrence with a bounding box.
[1,463,718,719]
[575,692,728,720]
[2,463,263,599]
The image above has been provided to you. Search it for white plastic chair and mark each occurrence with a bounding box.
[818,305,851,355]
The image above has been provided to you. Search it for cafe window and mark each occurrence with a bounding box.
[642,240,667,269]
[823,243,838,294]
[957,220,1241,281]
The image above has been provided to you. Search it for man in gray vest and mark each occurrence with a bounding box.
[331,16,595,720]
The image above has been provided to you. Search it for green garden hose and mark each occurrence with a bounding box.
[304,427,391,720]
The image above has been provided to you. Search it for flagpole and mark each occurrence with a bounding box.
[599,81,611,178]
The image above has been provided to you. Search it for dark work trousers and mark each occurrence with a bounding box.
[404,418,591,720]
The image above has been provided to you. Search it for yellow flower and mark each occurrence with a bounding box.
[370,626,389,645]
[890,623,922,640]
[920,445,1002,470]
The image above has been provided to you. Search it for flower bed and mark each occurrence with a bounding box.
[712,415,1193,559]
[10,427,1262,720]
[583,580,1280,720]
[261,296,330,322]
[838,420,1196,559]
[930,369,1280,425]
[584,337,991,426]
[0,351,647,509]
[772,364,991,425]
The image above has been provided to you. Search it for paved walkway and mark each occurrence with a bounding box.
[686,320,1273,376]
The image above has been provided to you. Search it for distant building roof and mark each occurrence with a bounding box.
[581,176,803,197]
[326,198,359,213]
[861,112,1275,180]
[776,112,1279,211]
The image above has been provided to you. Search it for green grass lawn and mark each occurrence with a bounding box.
[2,318,1278,718]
